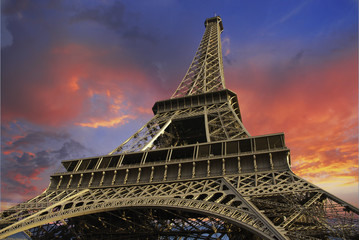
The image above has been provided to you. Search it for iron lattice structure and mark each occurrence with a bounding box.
[1,16,358,240]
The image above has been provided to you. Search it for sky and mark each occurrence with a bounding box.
[1,0,358,210]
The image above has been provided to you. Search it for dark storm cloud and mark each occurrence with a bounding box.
[1,0,30,15]
[123,26,157,44]
[4,131,69,150]
[3,129,91,161]
[70,1,157,44]
[1,128,92,202]
[12,151,51,174]
[71,1,125,30]
[52,139,89,160]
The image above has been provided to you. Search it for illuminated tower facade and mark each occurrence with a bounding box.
[1,16,358,240]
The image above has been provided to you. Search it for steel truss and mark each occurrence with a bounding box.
[1,16,358,240]
[110,89,249,154]
[2,171,358,239]
[172,16,225,98]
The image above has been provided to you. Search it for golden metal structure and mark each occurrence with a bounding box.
[1,16,358,240]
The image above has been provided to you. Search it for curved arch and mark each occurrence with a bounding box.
[1,196,280,239]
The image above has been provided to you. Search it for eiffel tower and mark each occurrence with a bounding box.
[1,16,358,240]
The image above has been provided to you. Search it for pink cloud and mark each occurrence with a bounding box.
[2,43,159,127]
[226,49,358,194]
[76,115,135,128]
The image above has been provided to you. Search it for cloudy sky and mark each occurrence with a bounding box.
[1,0,358,210]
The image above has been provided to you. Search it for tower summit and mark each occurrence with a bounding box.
[172,16,225,98]
[1,16,358,240]
[109,15,248,154]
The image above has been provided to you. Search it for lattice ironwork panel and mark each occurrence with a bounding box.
[0,178,289,239]
[27,209,268,240]
[2,15,359,240]
[172,16,225,98]
[207,102,249,141]
[225,172,359,239]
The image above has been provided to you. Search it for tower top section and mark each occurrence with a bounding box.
[205,16,223,32]
[171,15,226,98]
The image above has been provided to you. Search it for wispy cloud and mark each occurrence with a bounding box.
[262,1,310,34]
[278,1,309,24]
[76,115,135,128]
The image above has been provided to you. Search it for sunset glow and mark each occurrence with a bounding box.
[76,115,135,128]
[1,0,358,210]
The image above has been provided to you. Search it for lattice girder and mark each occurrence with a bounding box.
[2,15,359,240]
[48,209,264,239]
[0,178,288,240]
[110,90,249,154]
[226,172,359,239]
[172,16,225,98]
[2,169,359,239]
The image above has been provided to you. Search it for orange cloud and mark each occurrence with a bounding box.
[69,76,80,91]
[2,149,22,155]
[76,115,135,128]
[2,42,155,127]
[136,106,153,115]
[226,49,358,205]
